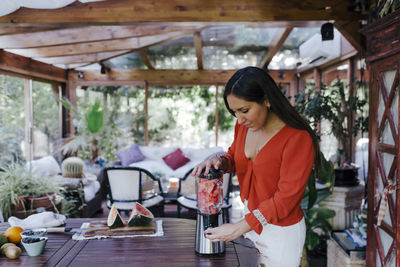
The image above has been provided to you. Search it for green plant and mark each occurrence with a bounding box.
[295,80,368,167]
[60,98,104,163]
[0,163,62,220]
[302,152,336,251]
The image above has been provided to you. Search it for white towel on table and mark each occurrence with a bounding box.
[8,212,66,229]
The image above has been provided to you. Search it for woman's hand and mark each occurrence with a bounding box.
[203,220,252,242]
[191,155,226,176]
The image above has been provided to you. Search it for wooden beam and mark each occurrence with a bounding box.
[8,31,193,58]
[36,51,129,65]
[334,20,364,53]
[0,0,362,24]
[0,25,201,49]
[257,27,293,68]
[138,49,155,70]
[193,31,203,70]
[0,50,67,82]
[67,69,297,87]
[68,69,237,86]
[0,26,61,36]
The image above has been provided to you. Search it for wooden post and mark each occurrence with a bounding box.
[65,80,77,137]
[215,85,219,146]
[51,83,63,140]
[313,67,322,133]
[144,80,149,145]
[347,57,356,163]
[24,78,33,162]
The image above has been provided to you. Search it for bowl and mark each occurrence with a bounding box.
[21,236,48,256]
[20,228,47,239]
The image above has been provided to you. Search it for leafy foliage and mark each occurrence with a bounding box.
[294,80,368,166]
[0,162,61,220]
[302,152,336,251]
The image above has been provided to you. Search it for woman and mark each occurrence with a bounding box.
[192,66,320,267]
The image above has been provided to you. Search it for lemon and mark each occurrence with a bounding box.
[4,226,24,244]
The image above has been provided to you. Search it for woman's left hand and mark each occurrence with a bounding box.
[204,220,251,242]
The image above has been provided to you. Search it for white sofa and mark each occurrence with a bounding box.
[129,146,224,179]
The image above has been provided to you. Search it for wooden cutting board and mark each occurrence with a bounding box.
[83,220,156,237]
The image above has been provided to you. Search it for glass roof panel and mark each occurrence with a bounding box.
[202,25,280,69]
[104,52,146,69]
[282,27,321,49]
[147,36,197,69]
[269,49,301,70]
[203,46,262,69]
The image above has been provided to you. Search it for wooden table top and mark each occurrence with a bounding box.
[0,218,259,267]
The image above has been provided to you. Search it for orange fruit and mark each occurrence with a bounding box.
[4,226,24,244]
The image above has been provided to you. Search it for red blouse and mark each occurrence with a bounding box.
[224,122,314,234]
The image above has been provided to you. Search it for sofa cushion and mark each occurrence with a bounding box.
[139,146,177,160]
[162,148,190,170]
[27,155,61,176]
[115,144,145,166]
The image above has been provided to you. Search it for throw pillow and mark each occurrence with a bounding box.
[115,144,145,166]
[162,148,190,170]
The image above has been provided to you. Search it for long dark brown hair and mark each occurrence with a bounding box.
[223,66,321,176]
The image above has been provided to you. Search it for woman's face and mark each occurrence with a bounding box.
[226,94,269,131]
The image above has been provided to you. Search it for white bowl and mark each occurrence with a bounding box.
[20,228,47,239]
[21,236,48,256]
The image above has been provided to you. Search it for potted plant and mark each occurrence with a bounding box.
[0,162,62,220]
[301,152,336,267]
[295,79,368,186]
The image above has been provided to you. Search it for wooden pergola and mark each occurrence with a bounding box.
[0,0,365,151]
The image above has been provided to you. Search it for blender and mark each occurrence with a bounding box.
[195,167,225,255]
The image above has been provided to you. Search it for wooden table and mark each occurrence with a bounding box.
[0,218,259,266]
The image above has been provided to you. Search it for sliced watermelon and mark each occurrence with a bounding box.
[107,204,126,228]
[127,202,154,226]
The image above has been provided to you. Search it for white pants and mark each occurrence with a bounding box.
[243,200,306,267]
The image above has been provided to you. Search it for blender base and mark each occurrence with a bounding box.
[195,212,225,255]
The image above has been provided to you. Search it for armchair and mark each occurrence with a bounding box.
[104,166,165,216]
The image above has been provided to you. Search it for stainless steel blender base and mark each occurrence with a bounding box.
[195,212,225,255]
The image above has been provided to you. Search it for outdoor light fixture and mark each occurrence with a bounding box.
[321,22,334,41]
[100,65,106,74]
[77,71,84,79]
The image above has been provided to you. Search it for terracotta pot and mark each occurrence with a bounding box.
[14,194,29,211]
[12,204,59,219]
[28,193,56,209]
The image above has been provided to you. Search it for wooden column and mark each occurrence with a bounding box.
[52,83,63,140]
[215,85,219,146]
[313,67,322,133]
[144,80,149,145]
[347,57,356,163]
[24,79,33,162]
[65,81,77,137]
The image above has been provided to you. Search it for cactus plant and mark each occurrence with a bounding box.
[61,157,84,178]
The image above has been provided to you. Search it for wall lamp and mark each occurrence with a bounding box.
[77,71,84,79]
[321,22,334,41]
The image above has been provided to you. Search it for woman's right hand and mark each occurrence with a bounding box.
[191,155,226,177]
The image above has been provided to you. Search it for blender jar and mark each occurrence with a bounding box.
[197,168,224,215]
